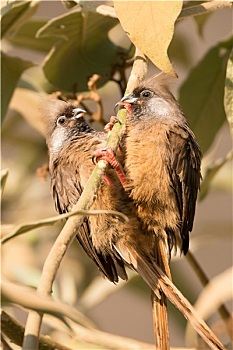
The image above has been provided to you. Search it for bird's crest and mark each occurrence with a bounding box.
[135,72,175,94]
[39,95,70,137]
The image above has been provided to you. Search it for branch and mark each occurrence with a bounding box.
[22,50,149,350]
[186,251,233,341]
[2,309,197,350]
[179,1,232,19]
[84,2,232,20]
[1,310,72,350]
[1,209,128,244]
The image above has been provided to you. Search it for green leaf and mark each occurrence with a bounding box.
[1,51,35,119]
[7,19,58,52]
[179,36,233,154]
[37,10,130,92]
[1,0,40,39]
[1,209,128,244]
[224,48,233,136]
[199,151,233,201]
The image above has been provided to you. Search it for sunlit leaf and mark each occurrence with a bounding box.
[37,10,130,92]
[224,48,233,136]
[1,0,40,39]
[1,209,128,244]
[114,1,182,76]
[1,52,35,120]
[179,36,233,154]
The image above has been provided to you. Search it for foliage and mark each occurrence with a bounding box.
[1,1,232,349]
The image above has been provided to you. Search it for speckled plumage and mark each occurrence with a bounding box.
[119,73,202,254]
[42,98,157,284]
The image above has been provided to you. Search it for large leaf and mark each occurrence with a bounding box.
[1,0,39,39]
[7,19,58,52]
[1,51,35,119]
[114,1,183,76]
[179,36,233,154]
[37,10,130,92]
[224,48,233,136]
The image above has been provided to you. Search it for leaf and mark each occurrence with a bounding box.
[7,19,58,52]
[224,48,233,135]
[1,51,35,119]
[199,150,233,201]
[1,209,128,244]
[37,10,130,92]
[114,1,183,76]
[1,279,95,328]
[1,0,40,39]
[179,36,233,154]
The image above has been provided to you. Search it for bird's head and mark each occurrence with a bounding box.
[115,73,178,121]
[40,97,89,154]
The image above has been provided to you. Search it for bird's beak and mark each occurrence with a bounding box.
[120,94,138,104]
[72,108,86,119]
[114,93,138,114]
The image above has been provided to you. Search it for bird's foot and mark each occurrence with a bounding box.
[104,116,121,133]
[92,147,126,187]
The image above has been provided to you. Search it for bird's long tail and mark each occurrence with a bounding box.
[151,238,171,350]
[116,242,225,350]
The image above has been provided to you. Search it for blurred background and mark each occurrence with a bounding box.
[1,1,232,349]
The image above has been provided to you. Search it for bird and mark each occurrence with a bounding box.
[40,96,224,350]
[116,72,202,257]
[41,97,142,284]
[113,72,202,349]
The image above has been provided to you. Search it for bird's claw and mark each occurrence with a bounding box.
[104,116,121,133]
[92,147,126,187]
[92,147,109,165]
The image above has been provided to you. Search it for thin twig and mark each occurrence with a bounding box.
[186,251,233,340]
[22,49,148,350]
[77,74,105,126]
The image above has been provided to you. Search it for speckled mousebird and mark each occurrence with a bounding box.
[41,96,224,350]
[116,73,202,258]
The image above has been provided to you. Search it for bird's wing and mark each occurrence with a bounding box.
[50,159,125,283]
[167,125,202,253]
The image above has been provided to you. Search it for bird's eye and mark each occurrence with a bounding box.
[57,116,66,126]
[141,90,153,99]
